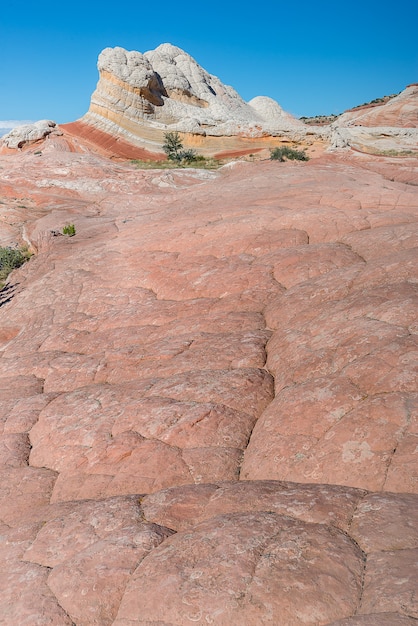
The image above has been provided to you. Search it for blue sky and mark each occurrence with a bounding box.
[0,0,417,126]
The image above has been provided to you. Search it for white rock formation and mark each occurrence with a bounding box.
[248,96,303,130]
[2,120,61,149]
[328,124,418,152]
[83,43,306,139]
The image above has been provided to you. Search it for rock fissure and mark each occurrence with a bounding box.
[237,308,275,474]
[382,396,414,491]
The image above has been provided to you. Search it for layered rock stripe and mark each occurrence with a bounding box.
[0,146,417,624]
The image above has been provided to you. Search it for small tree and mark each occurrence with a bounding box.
[162,132,201,165]
[163,131,183,162]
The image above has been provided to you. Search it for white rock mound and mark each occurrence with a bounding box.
[328,124,418,152]
[84,43,305,138]
[2,120,61,149]
[248,96,303,131]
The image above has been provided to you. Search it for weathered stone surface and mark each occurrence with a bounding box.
[0,467,57,526]
[0,432,31,466]
[270,242,364,288]
[329,125,418,154]
[349,492,418,552]
[23,496,173,625]
[242,233,418,490]
[28,376,271,501]
[359,549,418,617]
[114,512,364,625]
[340,222,418,261]
[0,143,417,624]
[141,480,365,532]
[241,390,417,491]
[0,558,74,625]
[328,85,418,155]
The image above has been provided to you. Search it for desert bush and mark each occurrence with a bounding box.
[0,246,32,286]
[177,149,199,163]
[62,223,76,237]
[270,146,309,162]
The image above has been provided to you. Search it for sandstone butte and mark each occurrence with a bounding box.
[0,43,417,626]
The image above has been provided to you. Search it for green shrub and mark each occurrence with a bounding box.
[270,146,309,162]
[178,149,199,164]
[188,153,206,162]
[0,246,32,286]
[62,223,76,237]
[163,131,184,161]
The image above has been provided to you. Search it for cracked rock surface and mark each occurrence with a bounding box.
[0,147,417,624]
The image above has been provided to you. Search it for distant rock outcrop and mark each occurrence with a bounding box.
[2,120,61,149]
[328,124,418,153]
[336,84,418,128]
[328,84,418,153]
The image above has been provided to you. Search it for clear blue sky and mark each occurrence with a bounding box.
[1,0,417,125]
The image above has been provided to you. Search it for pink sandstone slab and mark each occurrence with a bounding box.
[113,512,364,626]
[0,467,57,526]
[349,492,418,552]
[359,549,418,617]
[241,391,417,491]
[269,242,364,288]
[141,480,366,533]
[28,373,272,501]
[0,147,417,624]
